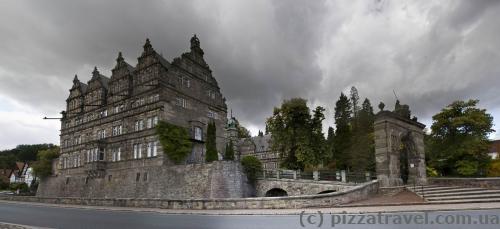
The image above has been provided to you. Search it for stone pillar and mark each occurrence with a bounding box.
[374,111,427,187]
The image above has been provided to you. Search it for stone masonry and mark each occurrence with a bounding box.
[374,109,427,187]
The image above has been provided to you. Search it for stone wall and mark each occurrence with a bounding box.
[429,177,500,189]
[4,181,379,210]
[37,160,251,199]
[255,179,354,196]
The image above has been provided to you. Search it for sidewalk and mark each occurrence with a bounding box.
[1,199,500,215]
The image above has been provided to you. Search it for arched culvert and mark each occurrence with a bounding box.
[317,190,336,194]
[265,188,288,197]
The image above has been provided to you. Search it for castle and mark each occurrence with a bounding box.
[37,36,256,199]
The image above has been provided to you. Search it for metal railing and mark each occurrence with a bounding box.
[258,169,376,183]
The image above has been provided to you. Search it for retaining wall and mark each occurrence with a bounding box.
[1,181,379,210]
[428,177,500,189]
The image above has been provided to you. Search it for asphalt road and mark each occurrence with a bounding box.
[1,202,500,229]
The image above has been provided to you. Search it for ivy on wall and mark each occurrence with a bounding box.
[156,121,192,164]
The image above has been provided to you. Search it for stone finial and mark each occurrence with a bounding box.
[143,38,153,51]
[116,51,124,63]
[73,74,79,83]
[190,34,200,49]
[92,66,100,77]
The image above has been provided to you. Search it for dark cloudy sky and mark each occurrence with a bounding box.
[1,0,500,150]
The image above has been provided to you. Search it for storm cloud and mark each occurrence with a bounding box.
[1,0,500,149]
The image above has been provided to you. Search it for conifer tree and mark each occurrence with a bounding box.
[333,93,352,170]
[205,121,218,162]
[223,140,235,160]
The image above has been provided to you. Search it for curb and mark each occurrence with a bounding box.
[2,199,500,215]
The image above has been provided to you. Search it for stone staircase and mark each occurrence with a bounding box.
[407,185,500,204]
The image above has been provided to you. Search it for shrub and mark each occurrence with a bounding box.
[241,156,263,185]
[426,166,439,177]
[0,179,8,190]
[9,182,29,193]
[156,121,192,164]
[32,147,60,178]
[488,160,500,177]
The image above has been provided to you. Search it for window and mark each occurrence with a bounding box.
[176,97,188,108]
[135,120,144,131]
[153,116,158,126]
[143,172,148,181]
[112,125,122,136]
[133,143,142,159]
[208,110,218,119]
[153,141,158,157]
[112,147,121,162]
[136,173,140,182]
[208,90,216,99]
[147,118,152,129]
[100,110,108,118]
[147,141,157,157]
[194,127,203,141]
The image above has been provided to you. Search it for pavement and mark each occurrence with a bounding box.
[1,199,500,215]
[2,201,500,229]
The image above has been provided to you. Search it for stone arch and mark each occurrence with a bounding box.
[317,190,336,194]
[265,188,288,197]
[374,110,427,187]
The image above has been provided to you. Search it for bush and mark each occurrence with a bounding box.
[426,166,439,177]
[156,121,192,164]
[0,179,8,190]
[488,160,500,177]
[32,147,60,178]
[241,156,263,185]
[9,182,29,193]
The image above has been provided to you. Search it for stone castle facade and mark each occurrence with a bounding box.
[37,36,252,199]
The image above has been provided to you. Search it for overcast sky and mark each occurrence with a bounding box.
[1,0,500,150]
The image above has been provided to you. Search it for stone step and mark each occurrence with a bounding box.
[428,198,500,204]
[414,187,487,195]
[421,189,500,198]
[407,186,464,192]
[426,193,500,201]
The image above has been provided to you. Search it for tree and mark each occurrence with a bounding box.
[350,86,360,124]
[258,130,264,137]
[224,140,235,160]
[333,93,352,170]
[241,155,263,185]
[205,121,218,162]
[266,98,310,170]
[238,125,251,138]
[32,146,60,178]
[325,126,336,169]
[298,106,326,169]
[348,98,376,173]
[156,121,192,164]
[426,100,494,176]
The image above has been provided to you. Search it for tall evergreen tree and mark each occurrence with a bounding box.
[223,140,235,160]
[350,87,360,125]
[325,126,336,169]
[333,93,352,170]
[298,106,326,169]
[348,98,375,172]
[205,121,218,162]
